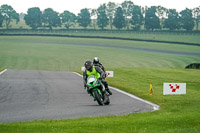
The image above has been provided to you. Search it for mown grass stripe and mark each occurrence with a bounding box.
[1,33,200,46]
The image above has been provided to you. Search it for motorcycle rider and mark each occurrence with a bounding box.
[93,57,105,73]
[83,60,112,95]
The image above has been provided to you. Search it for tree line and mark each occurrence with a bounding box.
[0,1,200,31]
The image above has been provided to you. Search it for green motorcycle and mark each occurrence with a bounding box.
[87,75,110,106]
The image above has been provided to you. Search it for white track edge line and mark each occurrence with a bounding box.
[109,86,160,111]
[73,72,160,111]
[73,72,83,77]
[0,69,7,76]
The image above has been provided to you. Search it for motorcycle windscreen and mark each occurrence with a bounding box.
[87,75,96,84]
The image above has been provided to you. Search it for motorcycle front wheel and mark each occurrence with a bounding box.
[94,90,104,106]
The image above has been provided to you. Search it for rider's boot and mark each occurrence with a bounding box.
[106,87,112,95]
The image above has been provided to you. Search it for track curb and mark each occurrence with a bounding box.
[0,69,7,76]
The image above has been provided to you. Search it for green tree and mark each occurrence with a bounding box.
[156,6,168,29]
[42,8,61,30]
[91,9,97,29]
[0,4,19,29]
[192,6,200,31]
[77,8,91,29]
[113,7,125,30]
[180,8,194,31]
[131,5,143,30]
[145,6,160,30]
[97,4,109,30]
[60,10,76,29]
[121,0,134,30]
[24,7,42,29]
[0,13,3,27]
[164,9,180,30]
[106,2,117,29]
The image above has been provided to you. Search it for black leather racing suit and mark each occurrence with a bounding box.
[93,62,106,78]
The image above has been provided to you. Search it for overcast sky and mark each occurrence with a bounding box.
[0,0,199,14]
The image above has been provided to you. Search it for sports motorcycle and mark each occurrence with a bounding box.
[87,75,110,105]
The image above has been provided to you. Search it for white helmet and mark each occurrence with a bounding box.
[93,57,99,64]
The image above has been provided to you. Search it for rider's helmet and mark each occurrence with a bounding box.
[93,57,99,64]
[85,60,93,71]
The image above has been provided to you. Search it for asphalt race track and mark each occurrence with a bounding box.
[0,69,155,123]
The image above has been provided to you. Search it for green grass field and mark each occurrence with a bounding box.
[1,30,200,45]
[0,36,200,71]
[0,35,200,132]
[1,19,200,44]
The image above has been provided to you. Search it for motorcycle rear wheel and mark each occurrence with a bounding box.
[104,96,110,105]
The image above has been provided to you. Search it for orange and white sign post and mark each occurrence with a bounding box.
[163,83,186,95]
[106,71,114,77]
[149,84,153,95]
